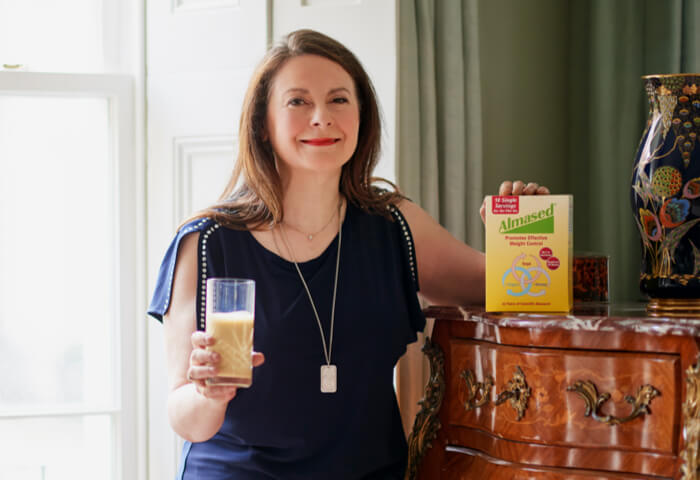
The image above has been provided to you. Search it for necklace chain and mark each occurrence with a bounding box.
[283,205,338,240]
[278,201,342,366]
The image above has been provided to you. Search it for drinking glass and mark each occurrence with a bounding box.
[205,278,255,387]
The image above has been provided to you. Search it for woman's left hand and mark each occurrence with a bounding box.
[479,180,550,224]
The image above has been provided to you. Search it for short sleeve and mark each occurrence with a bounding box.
[147,218,212,323]
[388,204,426,337]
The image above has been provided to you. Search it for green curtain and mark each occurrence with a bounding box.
[569,0,700,301]
[395,0,483,438]
[397,0,484,249]
[398,0,699,303]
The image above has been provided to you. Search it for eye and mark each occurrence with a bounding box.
[286,97,307,107]
[331,97,349,104]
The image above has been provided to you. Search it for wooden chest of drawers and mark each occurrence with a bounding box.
[407,306,700,479]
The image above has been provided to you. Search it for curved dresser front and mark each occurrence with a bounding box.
[407,305,700,480]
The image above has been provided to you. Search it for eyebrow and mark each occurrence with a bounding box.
[283,87,352,96]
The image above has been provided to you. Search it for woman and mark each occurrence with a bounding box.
[148,29,548,479]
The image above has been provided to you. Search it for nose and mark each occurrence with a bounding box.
[311,105,332,127]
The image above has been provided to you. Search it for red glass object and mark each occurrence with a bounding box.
[573,254,609,302]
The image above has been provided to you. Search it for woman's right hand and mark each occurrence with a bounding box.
[187,331,265,403]
[479,180,551,224]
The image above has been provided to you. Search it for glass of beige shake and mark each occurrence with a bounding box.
[205,278,255,387]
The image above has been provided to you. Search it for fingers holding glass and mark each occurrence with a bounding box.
[187,347,264,402]
[191,330,214,349]
[188,347,218,383]
[252,351,265,368]
[186,347,238,400]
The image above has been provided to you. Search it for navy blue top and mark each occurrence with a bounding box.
[148,202,425,479]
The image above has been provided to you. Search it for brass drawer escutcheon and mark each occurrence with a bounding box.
[460,366,531,421]
[493,366,531,421]
[567,380,660,426]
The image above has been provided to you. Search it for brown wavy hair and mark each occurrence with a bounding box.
[184,29,403,230]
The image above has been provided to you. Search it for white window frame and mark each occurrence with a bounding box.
[0,71,146,480]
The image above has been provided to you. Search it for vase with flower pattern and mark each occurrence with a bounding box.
[631,74,700,314]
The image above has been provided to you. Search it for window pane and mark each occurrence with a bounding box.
[0,0,104,72]
[1,415,113,480]
[0,96,116,411]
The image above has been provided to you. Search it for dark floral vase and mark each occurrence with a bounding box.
[631,74,700,314]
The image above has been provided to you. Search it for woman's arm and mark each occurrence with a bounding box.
[163,232,238,442]
[398,199,485,306]
[399,180,549,306]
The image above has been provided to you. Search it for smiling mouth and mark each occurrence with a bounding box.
[301,138,340,146]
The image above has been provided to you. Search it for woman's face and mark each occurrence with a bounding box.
[265,54,360,178]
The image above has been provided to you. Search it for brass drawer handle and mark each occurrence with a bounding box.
[460,366,531,421]
[460,370,494,410]
[567,380,660,426]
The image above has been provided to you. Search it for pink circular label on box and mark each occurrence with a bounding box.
[547,257,560,270]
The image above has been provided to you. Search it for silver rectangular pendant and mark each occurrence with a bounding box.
[321,364,337,393]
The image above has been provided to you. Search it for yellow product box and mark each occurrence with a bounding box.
[485,195,573,312]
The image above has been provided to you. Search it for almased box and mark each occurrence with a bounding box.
[485,195,573,312]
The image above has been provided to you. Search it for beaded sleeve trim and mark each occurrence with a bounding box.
[387,204,419,291]
[197,222,221,331]
[162,218,209,316]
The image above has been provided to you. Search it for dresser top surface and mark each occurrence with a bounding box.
[424,303,700,337]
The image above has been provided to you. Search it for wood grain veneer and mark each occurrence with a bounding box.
[409,305,700,480]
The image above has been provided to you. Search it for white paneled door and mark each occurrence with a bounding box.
[146,1,267,478]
